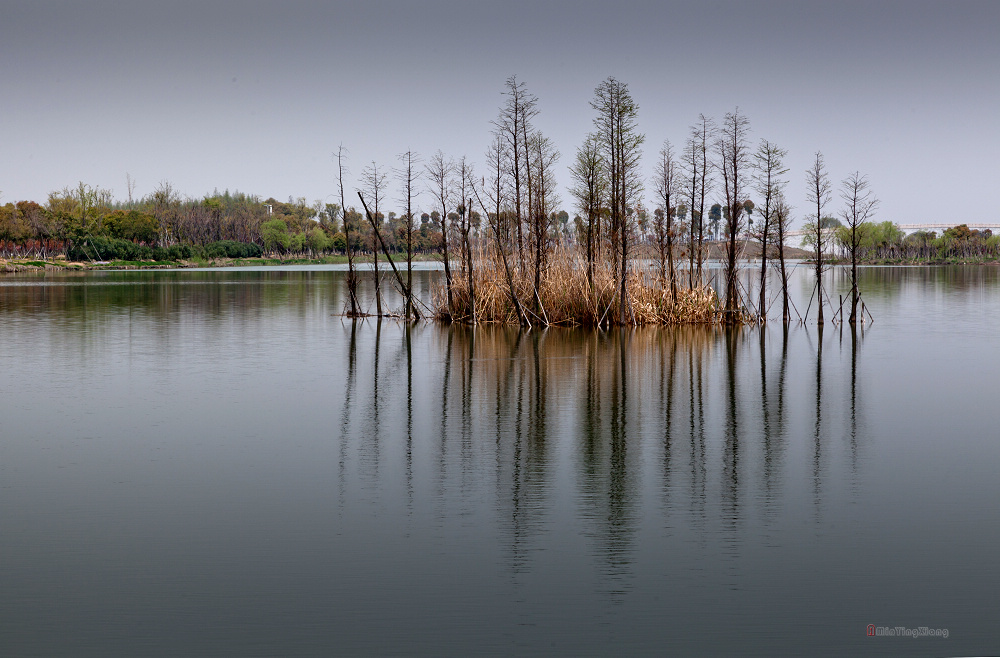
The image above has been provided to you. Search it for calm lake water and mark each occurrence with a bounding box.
[2,263,999,656]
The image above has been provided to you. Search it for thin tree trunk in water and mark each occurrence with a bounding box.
[473,187,526,327]
[358,192,420,320]
[587,211,595,293]
[619,225,628,325]
[522,116,535,303]
[780,246,790,322]
[815,249,824,325]
[688,224,695,289]
[406,208,412,320]
[373,245,383,316]
[666,208,676,302]
[726,223,738,316]
[849,239,859,324]
[338,148,359,316]
[441,205,453,315]
[758,233,767,320]
[464,199,475,324]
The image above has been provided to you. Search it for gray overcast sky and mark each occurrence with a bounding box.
[3,0,998,228]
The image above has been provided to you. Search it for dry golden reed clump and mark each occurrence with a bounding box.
[436,245,734,326]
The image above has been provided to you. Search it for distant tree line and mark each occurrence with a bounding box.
[832,222,999,261]
[0,182,460,261]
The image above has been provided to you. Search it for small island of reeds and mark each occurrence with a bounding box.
[436,246,724,327]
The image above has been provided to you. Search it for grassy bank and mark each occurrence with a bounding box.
[0,252,441,272]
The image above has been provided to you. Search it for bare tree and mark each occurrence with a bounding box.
[528,131,559,319]
[772,193,794,321]
[125,173,136,209]
[360,161,388,316]
[357,190,421,320]
[336,145,360,316]
[494,75,538,271]
[840,171,879,324]
[591,76,644,324]
[716,108,751,319]
[693,114,715,283]
[396,150,421,320]
[569,133,605,292]
[682,134,699,288]
[426,150,455,315]
[653,140,678,301]
[456,156,476,323]
[752,139,789,319]
[482,134,526,326]
[805,151,832,324]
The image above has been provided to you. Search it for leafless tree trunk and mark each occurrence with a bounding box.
[125,173,135,209]
[840,171,879,324]
[473,176,527,327]
[683,135,699,288]
[716,108,750,320]
[457,157,476,323]
[357,191,420,320]
[361,161,388,317]
[773,195,793,322]
[654,140,678,302]
[591,76,644,325]
[529,131,559,321]
[426,150,455,316]
[694,115,714,284]
[396,150,421,320]
[336,146,359,316]
[805,151,832,324]
[752,139,789,320]
[494,75,538,273]
[569,134,605,294]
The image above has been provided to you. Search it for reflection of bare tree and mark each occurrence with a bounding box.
[721,328,742,534]
[813,324,825,519]
[848,324,866,484]
[486,328,549,574]
[461,325,475,501]
[660,330,678,505]
[688,331,707,524]
[363,319,383,478]
[759,325,789,520]
[578,329,638,596]
[608,331,633,583]
[437,328,454,504]
[405,324,414,509]
[337,321,358,514]
[328,314,876,595]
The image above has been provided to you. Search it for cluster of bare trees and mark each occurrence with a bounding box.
[645,121,880,327]
[801,154,881,325]
[2,74,896,328]
[406,77,821,326]
[572,102,793,325]
[338,142,480,321]
[479,75,563,324]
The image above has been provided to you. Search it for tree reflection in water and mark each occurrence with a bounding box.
[330,317,868,598]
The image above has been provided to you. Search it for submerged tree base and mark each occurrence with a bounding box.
[436,247,751,327]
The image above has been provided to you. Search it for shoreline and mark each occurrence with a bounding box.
[0,253,440,273]
[3,252,998,273]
